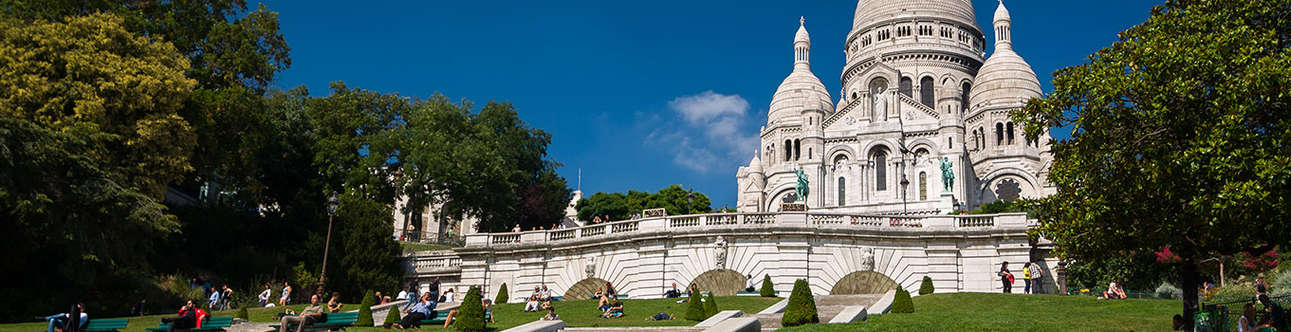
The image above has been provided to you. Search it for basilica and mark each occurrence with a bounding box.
[736,0,1055,214]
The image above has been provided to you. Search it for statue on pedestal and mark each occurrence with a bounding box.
[939,157,955,192]
[794,168,810,203]
[860,247,875,272]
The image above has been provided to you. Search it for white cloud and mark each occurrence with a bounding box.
[669,91,751,124]
[644,91,759,174]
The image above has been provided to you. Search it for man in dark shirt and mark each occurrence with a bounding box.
[427,277,441,303]
[1261,295,1286,331]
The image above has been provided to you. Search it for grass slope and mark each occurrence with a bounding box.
[779,293,1178,332]
[0,297,778,332]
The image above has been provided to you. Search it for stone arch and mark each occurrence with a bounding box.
[830,271,900,295]
[690,269,748,296]
[564,277,610,300]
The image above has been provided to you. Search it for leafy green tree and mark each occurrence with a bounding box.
[781,279,818,327]
[919,276,934,295]
[890,288,914,313]
[684,288,705,321]
[760,275,776,297]
[0,13,197,197]
[454,286,487,332]
[356,291,375,327]
[703,292,719,319]
[330,194,402,298]
[1013,0,1291,327]
[577,185,712,221]
[494,283,509,304]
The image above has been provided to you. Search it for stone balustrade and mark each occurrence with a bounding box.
[403,251,463,275]
[464,212,1030,248]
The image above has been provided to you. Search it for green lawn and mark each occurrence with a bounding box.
[400,242,453,253]
[779,293,1180,332]
[0,296,779,332]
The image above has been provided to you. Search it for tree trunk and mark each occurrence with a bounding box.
[1180,260,1200,332]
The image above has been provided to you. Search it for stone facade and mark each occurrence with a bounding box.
[738,0,1054,214]
[404,212,1058,302]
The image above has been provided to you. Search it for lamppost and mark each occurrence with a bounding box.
[319,192,339,292]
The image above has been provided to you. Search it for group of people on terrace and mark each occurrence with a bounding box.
[998,260,1046,294]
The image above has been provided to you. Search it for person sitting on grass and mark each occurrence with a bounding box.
[277,294,325,332]
[442,298,492,328]
[392,292,435,329]
[541,307,559,321]
[259,284,273,307]
[1103,280,1126,299]
[593,287,604,300]
[524,294,542,312]
[599,297,623,318]
[597,294,612,312]
[540,285,552,301]
[664,283,681,298]
[41,303,87,332]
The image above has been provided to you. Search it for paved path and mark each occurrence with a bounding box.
[753,294,882,331]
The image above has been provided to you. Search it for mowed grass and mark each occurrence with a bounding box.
[0,304,311,332]
[779,293,1180,332]
[0,296,779,332]
[400,242,453,253]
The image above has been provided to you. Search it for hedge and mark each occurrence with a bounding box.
[703,292,719,319]
[355,291,375,326]
[454,286,487,332]
[781,279,818,327]
[495,283,509,304]
[684,288,706,321]
[383,305,401,327]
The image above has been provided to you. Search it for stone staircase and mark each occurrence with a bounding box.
[752,294,882,331]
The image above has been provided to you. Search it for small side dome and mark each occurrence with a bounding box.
[748,154,764,174]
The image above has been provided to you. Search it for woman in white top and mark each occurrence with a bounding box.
[279,282,292,306]
[442,288,455,303]
[258,284,272,307]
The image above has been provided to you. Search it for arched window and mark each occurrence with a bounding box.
[919,172,927,200]
[874,150,888,191]
[920,76,935,108]
[960,82,972,113]
[838,177,847,206]
[794,139,802,160]
[1006,122,1015,145]
[808,147,813,160]
[996,123,1004,146]
[978,127,986,149]
[784,139,792,161]
[899,77,913,97]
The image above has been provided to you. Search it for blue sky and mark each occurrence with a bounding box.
[266,0,1163,208]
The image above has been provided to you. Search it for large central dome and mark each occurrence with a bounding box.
[853,0,977,32]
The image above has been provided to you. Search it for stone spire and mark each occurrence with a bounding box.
[993,0,1013,51]
[794,16,811,69]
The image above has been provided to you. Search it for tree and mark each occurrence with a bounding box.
[1013,1,1291,328]
[760,275,776,297]
[684,288,705,321]
[383,305,401,328]
[0,13,197,197]
[781,279,818,327]
[356,291,375,327]
[890,288,914,313]
[703,292,719,319]
[330,193,402,300]
[494,283,509,304]
[576,185,713,221]
[919,276,935,295]
[454,286,486,332]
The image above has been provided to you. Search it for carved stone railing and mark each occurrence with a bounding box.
[463,212,1030,248]
[404,252,462,275]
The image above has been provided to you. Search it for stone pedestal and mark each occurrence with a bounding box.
[937,192,955,214]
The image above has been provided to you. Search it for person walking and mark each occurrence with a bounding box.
[1029,261,1044,294]
[998,262,1014,293]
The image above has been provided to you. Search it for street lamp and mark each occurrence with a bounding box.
[319,192,339,292]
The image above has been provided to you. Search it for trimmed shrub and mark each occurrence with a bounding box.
[760,275,776,297]
[781,279,818,327]
[891,288,914,313]
[494,283,509,304]
[383,305,401,328]
[236,307,249,320]
[703,292,719,319]
[919,276,935,295]
[684,288,705,321]
[454,286,486,332]
[1155,282,1182,299]
[355,291,375,327]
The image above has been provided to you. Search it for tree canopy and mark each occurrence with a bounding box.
[1014,0,1291,326]
[576,185,712,221]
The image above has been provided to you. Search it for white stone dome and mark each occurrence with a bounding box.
[852,0,977,32]
[748,154,764,174]
[969,0,1040,111]
[769,19,833,123]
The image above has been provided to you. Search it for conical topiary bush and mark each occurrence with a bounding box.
[355,291,375,327]
[383,305,401,328]
[454,286,487,332]
[703,292,719,319]
[684,287,705,321]
[494,283,509,304]
[919,276,935,295]
[781,279,818,327]
[891,288,914,313]
[760,275,776,297]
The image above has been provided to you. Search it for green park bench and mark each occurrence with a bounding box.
[84,318,130,332]
[268,312,360,331]
[735,290,760,296]
[146,316,234,332]
[418,311,452,325]
[549,296,563,302]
